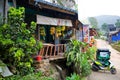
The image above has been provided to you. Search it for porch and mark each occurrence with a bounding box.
[39,43,66,60]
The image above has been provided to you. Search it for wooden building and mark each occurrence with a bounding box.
[1,0,83,59]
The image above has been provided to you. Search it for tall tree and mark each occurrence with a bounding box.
[88,17,98,28]
[115,19,120,28]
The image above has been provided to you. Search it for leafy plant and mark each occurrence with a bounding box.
[65,40,91,77]
[65,40,86,66]
[80,54,91,77]
[0,7,43,75]
[86,46,96,61]
[4,71,54,80]
[111,41,120,52]
[66,73,81,80]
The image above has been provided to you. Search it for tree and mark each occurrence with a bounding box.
[101,23,108,31]
[115,19,120,28]
[88,17,98,28]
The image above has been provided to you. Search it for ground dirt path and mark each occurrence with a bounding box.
[88,39,120,80]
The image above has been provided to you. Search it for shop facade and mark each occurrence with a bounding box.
[2,0,83,58]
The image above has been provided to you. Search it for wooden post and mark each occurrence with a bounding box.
[3,0,8,24]
[12,0,16,8]
[38,25,40,40]
[81,25,84,42]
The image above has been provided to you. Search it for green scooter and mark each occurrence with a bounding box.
[92,49,116,74]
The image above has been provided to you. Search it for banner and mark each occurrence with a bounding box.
[83,25,89,42]
[37,15,72,26]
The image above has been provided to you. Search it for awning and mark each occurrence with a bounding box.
[37,15,72,26]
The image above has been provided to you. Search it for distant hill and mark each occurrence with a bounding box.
[93,15,120,28]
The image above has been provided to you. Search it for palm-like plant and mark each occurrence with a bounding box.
[65,40,86,66]
[65,39,92,77]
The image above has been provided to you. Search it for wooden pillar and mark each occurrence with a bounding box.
[38,25,40,40]
[3,0,8,23]
[12,0,16,8]
[82,25,84,41]
[75,29,77,39]
[73,28,76,39]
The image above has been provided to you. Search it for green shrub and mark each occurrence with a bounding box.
[111,42,120,52]
[86,46,96,61]
[65,73,85,80]
[65,40,91,77]
[0,7,43,75]
[66,73,81,80]
[4,72,54,80]
[80,54,91,76]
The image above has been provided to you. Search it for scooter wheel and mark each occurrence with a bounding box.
[110,68,117,74]
[92,63,99,71]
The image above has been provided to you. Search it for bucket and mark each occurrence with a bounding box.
[36,55,42,61]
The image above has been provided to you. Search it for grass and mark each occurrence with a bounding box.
[111,42,120,52]
[1,71,54,80]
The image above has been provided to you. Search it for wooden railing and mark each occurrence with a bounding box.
[39,43,66,58]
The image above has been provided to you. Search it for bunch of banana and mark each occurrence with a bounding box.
[40,27,46,36]
[56,26,62,37]
[50,27,55,35]
[61,26,65,31]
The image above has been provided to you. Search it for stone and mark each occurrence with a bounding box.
[43,59,49,63]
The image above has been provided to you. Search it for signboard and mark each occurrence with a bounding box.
[83,25,89,43]
[37,15,72,26]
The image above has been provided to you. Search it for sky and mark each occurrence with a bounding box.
[78,0,120,20]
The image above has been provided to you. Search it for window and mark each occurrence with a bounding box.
[100,52,109,57]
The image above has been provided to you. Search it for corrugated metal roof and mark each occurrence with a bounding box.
[109,30,120,36]
[35,0,77,13]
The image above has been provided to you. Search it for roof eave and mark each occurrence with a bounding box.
[35,0,77,15]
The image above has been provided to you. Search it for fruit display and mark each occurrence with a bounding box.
[50,26,66,38]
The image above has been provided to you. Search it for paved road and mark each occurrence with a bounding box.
[88,39,120,80]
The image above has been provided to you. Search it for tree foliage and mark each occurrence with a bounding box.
[115,19,120,28]
[0,7,43,75]
[101,23,108,31]
[88,17,98,28]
